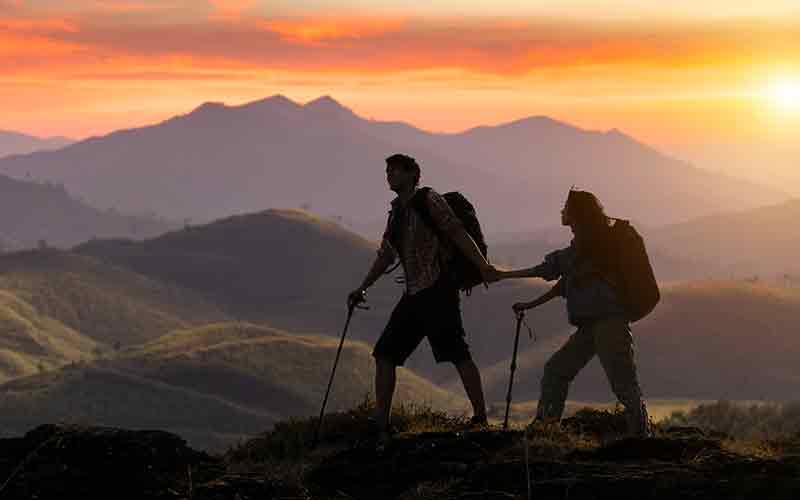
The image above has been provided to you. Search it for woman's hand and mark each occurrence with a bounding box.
[512,301,530,314]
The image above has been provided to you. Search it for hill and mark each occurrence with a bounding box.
[0,130,72,158]
[0,289,98,383]
[475,280,800,403]
[4,406,799,499]
[648,198,800,279]
[0,172,173,249]
[0,95,782,233]
[0,249,228,347]
[0,323,465,451]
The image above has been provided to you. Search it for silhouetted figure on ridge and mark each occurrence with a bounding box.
[348,154,499,436]
[498,189,653,436]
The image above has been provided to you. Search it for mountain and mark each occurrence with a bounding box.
[0,95,783,234]
[0,130,73,158]
[475,280,800,403]
[0,172,174,250]
[0,323,465,451]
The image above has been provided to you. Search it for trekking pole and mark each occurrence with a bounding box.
[312,299,367,448]
[504,310,525,430]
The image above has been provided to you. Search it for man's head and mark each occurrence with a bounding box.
[385,154,420,193]
[562,189,609,229]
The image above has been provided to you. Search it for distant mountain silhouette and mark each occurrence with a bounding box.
[0,172,174,249]
[0,130,73,158]
[0,95,783,233]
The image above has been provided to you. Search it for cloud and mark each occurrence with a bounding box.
[0,10,797,82]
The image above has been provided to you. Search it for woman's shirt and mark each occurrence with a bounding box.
[533,243,627,325]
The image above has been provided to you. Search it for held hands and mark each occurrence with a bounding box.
[480,263,504,284]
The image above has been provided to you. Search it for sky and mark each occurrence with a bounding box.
[1,1,799,189]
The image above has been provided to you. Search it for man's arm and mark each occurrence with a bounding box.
[357,250,395,291]
[348,239,396,308]
[425,191,494,279]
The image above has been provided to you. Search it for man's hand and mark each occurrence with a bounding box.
[347,287,367,311]
[480,263,503,284]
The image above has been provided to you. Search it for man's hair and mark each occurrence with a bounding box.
[386,153,421,187]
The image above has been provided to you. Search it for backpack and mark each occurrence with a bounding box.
[388,187,488,294]
[606,219,660,322]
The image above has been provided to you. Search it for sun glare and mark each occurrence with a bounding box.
[767,78,800,112]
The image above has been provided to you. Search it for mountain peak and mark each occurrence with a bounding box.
[304,95,357,119]
[239,94,302,112]
[193,101,226,113]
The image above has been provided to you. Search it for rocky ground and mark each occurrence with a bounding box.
[1,407,799,499]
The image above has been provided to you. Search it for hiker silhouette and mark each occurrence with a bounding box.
[498,189,655,436]
[348,153,500,435]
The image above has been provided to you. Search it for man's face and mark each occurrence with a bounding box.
[386,163,413,192]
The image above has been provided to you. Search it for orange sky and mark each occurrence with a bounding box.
[1,1,799,186]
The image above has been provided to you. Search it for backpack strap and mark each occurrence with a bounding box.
[409,187,441,238]
[383,207,403,276]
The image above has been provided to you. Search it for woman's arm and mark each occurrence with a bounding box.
[512,280,563,313]
[501,265,546,280]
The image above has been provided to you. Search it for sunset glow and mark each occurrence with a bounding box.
[767,78,800,112]
[0,1,798,188]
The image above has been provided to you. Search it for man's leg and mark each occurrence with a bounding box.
[592,317,649,436]
[374,356,397,430]
[536,328,595,421]
[455,359,487,420]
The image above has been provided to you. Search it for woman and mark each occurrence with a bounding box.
[499,189,649,436]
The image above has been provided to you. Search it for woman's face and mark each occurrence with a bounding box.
[561,202,574,227]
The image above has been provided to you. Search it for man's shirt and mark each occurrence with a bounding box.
[378,188,463,295]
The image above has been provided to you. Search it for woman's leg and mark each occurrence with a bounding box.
[592,317,649,436]
[536,328,595,421]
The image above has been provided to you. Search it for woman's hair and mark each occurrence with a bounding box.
[385,153,421,187]
[565,189,614,269]
[566,189,610,230]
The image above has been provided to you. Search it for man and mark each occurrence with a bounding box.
[348,153,497,434]
[499,189,650,436]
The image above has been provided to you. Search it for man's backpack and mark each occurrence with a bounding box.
[389,187,488,294]
[606,219,660,322]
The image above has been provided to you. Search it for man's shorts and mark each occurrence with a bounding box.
[372,280,472,366]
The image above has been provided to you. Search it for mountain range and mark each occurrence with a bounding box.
[0,96,784,236]
[0,130,73,158]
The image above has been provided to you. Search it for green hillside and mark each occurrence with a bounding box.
[0,322,466,450]
[0,290,98,382]
[0,248,228,346]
